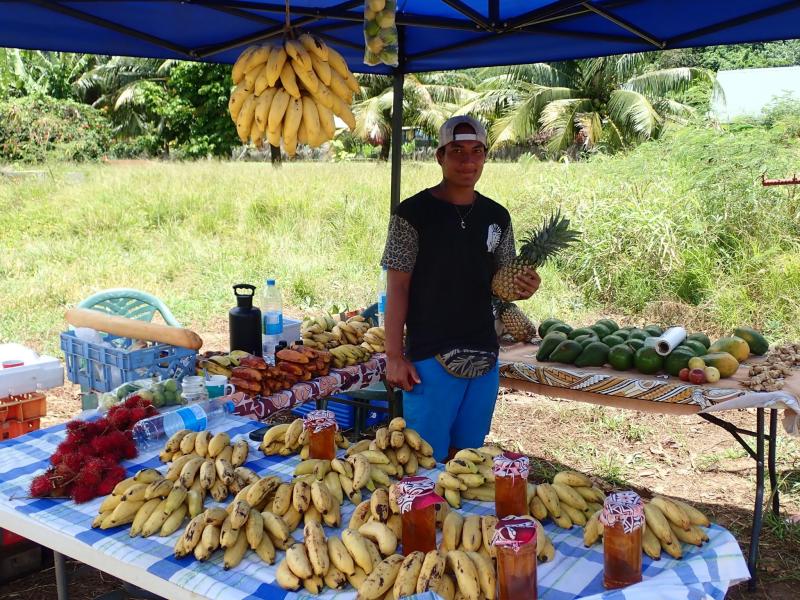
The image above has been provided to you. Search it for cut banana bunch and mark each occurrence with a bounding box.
[584,495,711,560]
[525,471,606,531]
[259,418,351,458]
[173,487,290,569]
[229,35,359,156]
[435,446,503,509]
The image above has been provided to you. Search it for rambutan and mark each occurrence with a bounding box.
[129,407,147,423]
[108,408,130,431]
[62,452,84,473]
[71,482,98,503]
[30,473,54,497]
[124,394,142,409]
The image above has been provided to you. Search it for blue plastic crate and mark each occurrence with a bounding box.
[291,395,389,430]
[60,330,197,393]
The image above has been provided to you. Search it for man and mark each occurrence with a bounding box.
[380,115,540,461]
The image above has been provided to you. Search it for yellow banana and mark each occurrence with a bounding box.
[652,496,691,531]
[223,527,249,570]
[267,89,291,134]
[642,523,662,559]
[536,483,561,518]
[446,550,481,600]
[643,502,674,545]
[265,47,287,86]
[160,503,188,537]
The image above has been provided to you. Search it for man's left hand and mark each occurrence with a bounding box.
[513,268,541,300]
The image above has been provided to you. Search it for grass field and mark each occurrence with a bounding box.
[2,124,800,356]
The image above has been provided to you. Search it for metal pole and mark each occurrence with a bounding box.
[54,551,69,600]
[390,70,404,212]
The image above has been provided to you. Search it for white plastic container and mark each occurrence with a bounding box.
[0,343,64,397]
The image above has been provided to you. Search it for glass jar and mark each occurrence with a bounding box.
[180,375,208,404]
[601,491,644,589]
[304,409,337,460]
[492,516,538,600]
[493,452,530,519]
[396,476,443,555]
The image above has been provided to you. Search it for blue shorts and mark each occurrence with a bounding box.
[402,357,500,462]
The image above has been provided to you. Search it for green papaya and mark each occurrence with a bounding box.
[732,327,769,356]
[574,342,610,368]
[608,344,634,371]
[699,352,740,377]
[686,332,711,349]
[708,337,750,362]
[664,348,695,377]
[549,340,583,364]
[538,318,564,338]
[536,331,568,361]
[568,327,596,340]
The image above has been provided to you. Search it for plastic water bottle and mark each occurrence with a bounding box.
[130,399,234,450]
[262,279,284,363]
[377,267,387,326]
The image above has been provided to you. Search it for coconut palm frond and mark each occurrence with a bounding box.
[608,89,662,140]
[540,98,593,154]
[575,111,603,148]
[624,67,712,98]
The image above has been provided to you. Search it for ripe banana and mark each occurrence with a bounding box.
[359,520,397,556]
[359,554,404,600]
[651,496,691,531]
[446,550,481,600]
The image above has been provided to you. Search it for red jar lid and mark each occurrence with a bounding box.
[303,409,337,433]
[491,516,537,551]
[395,476,444,513]
[492,452,530,478]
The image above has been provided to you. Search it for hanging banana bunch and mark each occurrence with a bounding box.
[228,34,359,157]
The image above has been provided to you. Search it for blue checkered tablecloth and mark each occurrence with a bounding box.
[0,417,749,599]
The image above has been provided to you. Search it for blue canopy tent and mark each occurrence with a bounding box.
[3,0,800,208]
[2,2,799,593]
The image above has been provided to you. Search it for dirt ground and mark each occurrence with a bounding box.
[3,360,798,599]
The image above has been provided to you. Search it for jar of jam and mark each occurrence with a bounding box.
[303,409,337,460]
[396,476,443,555]
[492,516,538,600]
[493,452,530,519]
[600,491,644,589]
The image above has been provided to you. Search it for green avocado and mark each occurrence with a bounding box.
[568,327,596,340]
[613,329,631,341]
[538,318,564,338]
[597,319,620,333]
[589,324,611,338]
[548,322,573,336]
[579,335,600,348]
[608,344,634,371]
[602,334,625,348]
[634,347,664,374]
[536,331,568,361]
[549,340,583,364]
[574,342,611,368]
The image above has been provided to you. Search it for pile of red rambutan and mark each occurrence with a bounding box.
[29,395,157,503]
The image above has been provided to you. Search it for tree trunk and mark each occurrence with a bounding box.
[379,134,391,161]
[270,144,281,165]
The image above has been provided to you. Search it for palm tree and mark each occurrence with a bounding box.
[459,54,713,157]
[352,71,479,160]
[0,49,97,100]
[75,56,177,138]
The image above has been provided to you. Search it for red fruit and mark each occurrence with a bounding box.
[688,368,706,384]
[129,407,147,423]
[30,474,54,497]
[108,409,130,430]
[678,368,690,381]
[71,483,98,503]
[124,395,142,409]
[63,452,84,473]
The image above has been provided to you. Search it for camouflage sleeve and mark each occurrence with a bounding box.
[495,221,516,270]
[380,215,418,273]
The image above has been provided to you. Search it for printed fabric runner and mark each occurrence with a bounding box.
[0,419,749,600]
[232,354,386,420]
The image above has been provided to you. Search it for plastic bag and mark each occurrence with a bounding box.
[363,0,398,67]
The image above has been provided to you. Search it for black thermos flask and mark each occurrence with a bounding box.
[229,284,262,356]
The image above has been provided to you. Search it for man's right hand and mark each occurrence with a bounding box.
[386,355,421,392]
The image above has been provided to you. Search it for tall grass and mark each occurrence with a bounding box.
[1,123,799,355]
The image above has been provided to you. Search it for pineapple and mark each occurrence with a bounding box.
[492,210,580,301]
[496,301,538,343]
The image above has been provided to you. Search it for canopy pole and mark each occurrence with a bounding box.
[390,69,404,213]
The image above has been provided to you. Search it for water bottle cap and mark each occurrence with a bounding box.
[222,400,235,413]
[266,279,276,286]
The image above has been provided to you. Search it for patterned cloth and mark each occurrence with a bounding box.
[231,355,387,420]
[0,417,749,600]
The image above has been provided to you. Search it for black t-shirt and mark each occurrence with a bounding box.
[381,189,515,361]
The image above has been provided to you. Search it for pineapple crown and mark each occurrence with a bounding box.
[518,210,580,266]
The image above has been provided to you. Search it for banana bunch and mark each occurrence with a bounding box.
[229,35,358,156]
[158,430,253,502]
[584,495,711,560]
[529,471,606,530]
[196,350,250,378]
[301,314,339,350]
[174,477,290,569]
[269,468,344,531]
[435,446,503,509]
[329,344,372,368]
[92,467,198,537]
[259,418,351,458]
[352,417,437,481]
[361,326,385,353]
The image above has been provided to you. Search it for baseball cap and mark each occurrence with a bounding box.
[436,115,487,151]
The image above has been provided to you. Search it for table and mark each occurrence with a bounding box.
[0,416,750,600]
[499,342,800,589]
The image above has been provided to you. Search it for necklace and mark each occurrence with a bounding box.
[453,203,476,229]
